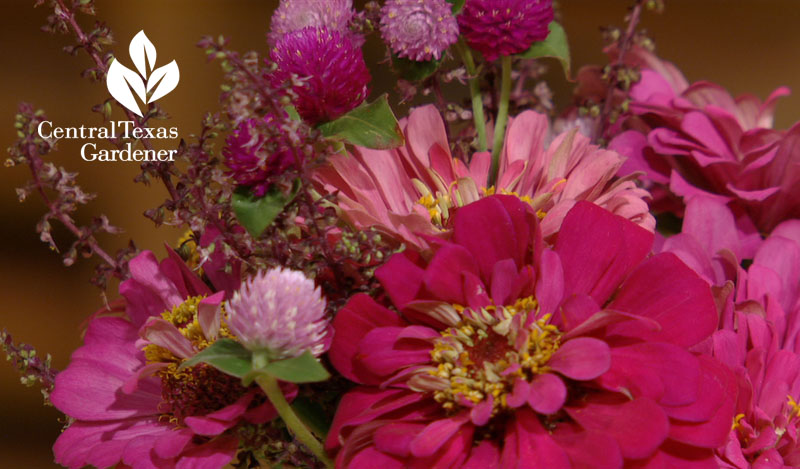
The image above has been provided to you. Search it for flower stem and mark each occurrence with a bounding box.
[256,374,333,468]
[456,41,488,153]
[489,55,513,187]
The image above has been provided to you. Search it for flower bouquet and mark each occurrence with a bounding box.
[5,0,800,468]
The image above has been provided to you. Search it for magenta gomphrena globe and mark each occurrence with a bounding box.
[379,0,459,62]
[267,0,354,46]
[226,268,330,358]
[223,114,301,196]
[458,0,554,61]
[269,26,370,124]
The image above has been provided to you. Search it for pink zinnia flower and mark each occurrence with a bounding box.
[608,48,796,233]
[267,0,355,46]
[458,0,553,61]
[657,197,800,467]
[313,104,653,250]
[327,195,734,467]
[227,268,331,358]
[712,223,800,468]
[269,26,370,124]
[51,250,291,469]
[380,0,459,62]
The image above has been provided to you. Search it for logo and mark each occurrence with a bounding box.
[106,30,180,117]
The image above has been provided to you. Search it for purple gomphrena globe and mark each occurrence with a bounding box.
[270,26,370,124]
[267,0,355,46]
[379,0,459,62]
[458,0,554,61]
[226,268,330,359]
[223,114,301,196]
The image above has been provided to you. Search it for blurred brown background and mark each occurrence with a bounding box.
[1,0,799,467]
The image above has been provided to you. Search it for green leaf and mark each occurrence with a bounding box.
[518,22,571,79]
[446,0,465,13]
[284,105,301,121]
[318,94,404,149]
[261,351,330,383]
[179,338,252,378]
[232,180,301,237]
[392,54,442,82]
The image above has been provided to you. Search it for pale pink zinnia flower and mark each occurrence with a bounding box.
[227,268,331,358]
[327,196,734,467]
[313,104,653,250]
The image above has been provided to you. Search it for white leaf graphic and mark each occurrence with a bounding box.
[146,60,180,103]
[129,30,157,78]
[106,59,147,116]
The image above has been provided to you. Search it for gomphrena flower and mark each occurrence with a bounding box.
[223,113,302,196]
[50,250,291,469]
[269,26,370,124]
[267,0,355,46]
[227,268,330,359]
[380,0,459,62]
[458,0,554,61]
[327,196,734,467]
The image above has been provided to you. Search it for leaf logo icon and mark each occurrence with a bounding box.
[106,31,180,117]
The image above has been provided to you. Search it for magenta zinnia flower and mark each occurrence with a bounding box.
[458,0,554,61]
[711,227,800,467]
[313,104,653,250]
[51,250,291,469]
[380,0,459,62]
[661,199,800,467]
[223,113,303,196]
[227,267,331,358]
[327,195,734,467]
[267,0,355,46]
[608,48,796,234]
[269,26,370,124]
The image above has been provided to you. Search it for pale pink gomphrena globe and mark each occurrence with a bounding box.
[227,268,330,358]
[267,0,354,46]
[379,0,459,62]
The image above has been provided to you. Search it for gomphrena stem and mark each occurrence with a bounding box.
[489,55,513,187]
[253,351,333,468]
[456,40,489,153]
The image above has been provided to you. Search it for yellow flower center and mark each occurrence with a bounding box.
[424,297,562,417]
[143,296,245,426]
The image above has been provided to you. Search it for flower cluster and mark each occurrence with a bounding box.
[8,0,800,468]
